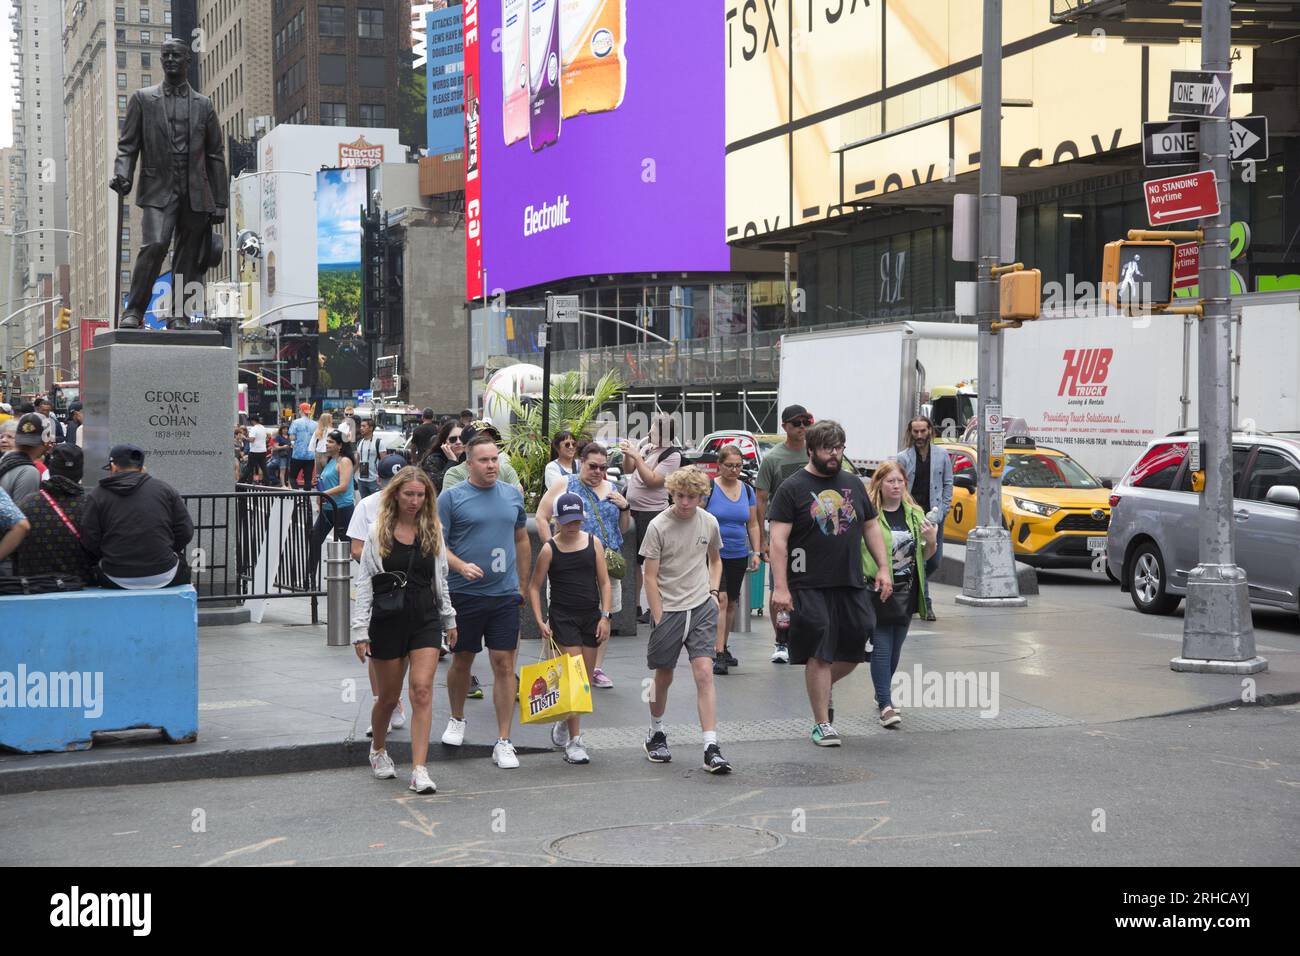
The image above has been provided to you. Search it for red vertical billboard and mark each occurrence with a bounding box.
[464,0,483,301]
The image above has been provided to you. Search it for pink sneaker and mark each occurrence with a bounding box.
[591,667,614,689]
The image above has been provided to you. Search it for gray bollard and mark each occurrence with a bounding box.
[325,538,351,647]
[738,567,752,634]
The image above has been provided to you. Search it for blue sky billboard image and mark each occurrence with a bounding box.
[315,168,368,390]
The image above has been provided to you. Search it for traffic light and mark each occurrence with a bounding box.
[56,308,72,331]
[999,268,1041,321]
[23,350,35,370]
[1102,240,1175,308]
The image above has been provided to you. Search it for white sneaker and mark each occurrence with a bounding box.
[771,644,790,663]
[441,717,466,746]
[493,738,520,769]
[564,736,590,765]
[369,749,396,779]
[551,721,571,749]
[390,700,407,730]
[408,765,436,794]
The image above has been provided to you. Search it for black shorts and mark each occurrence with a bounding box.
[369,592,443,660]
[549,604,600,648]
[788,587,874,665]
[720,556,748,601]
[450,591,522,654]
[632,509,663,565]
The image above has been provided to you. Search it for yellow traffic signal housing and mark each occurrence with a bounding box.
[1102,239,1176,308]
[999,268,1041,321]
[56,308,72,331]
[23,351,35,370]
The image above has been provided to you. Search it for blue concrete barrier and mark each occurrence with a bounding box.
[0,586,198,753]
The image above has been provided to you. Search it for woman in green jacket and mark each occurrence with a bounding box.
[862,460,937,728]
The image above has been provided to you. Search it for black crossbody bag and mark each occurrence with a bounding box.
[371,546,417,620]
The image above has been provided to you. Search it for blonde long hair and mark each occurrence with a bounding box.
[313,412,334,441]
[867,460,921,514]
[374,467,443,558]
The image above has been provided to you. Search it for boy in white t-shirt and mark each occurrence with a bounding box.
[638,466,730,774]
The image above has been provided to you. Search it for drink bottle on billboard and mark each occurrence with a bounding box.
[560,0,626,118]
[502,0,529,145]
[528,0,562,151]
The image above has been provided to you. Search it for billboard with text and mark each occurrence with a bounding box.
[466,0,729,299]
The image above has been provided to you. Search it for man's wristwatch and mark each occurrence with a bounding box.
[599,610,612,619]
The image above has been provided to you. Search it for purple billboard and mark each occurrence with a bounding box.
[476,0,728,296]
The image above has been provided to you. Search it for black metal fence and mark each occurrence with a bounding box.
[183,486,345,621]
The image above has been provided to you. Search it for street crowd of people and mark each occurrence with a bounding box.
[351,405,955,794]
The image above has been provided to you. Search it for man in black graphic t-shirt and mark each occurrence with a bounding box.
[768,420,891,749]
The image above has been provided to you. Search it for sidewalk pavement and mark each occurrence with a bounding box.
[3,571,1299,795]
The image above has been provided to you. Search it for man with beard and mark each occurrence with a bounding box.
[767,420,891,748]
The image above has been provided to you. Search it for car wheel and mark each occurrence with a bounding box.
[1128,542,1181,615]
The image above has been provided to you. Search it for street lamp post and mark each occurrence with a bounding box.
[1173,0,1265,674]
[958,0,1026,608]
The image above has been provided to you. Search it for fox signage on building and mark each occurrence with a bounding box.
[725,1,1254,242]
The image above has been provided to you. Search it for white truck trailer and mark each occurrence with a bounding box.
[1000,290,1300,481]
[777,322,979,471]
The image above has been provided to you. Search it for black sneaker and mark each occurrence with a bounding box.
[703,744,732,774]
[724,645,739,667]
[712,653,729,676]
[644,731,671,763]
[921,608,937,622]
[637,608,652,625]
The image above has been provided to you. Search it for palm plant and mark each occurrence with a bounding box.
[500,370,625,509]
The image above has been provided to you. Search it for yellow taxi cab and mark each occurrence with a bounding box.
[937,436,1111,568]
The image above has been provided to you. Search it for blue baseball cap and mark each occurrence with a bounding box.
[555,492,585,524]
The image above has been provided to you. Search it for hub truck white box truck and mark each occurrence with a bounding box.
[1000,291,1300,481]
[778,322,978,471]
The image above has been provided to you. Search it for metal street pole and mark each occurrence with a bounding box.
[959,0,1025,608]
[1173,0,1265,674]
[540,293,553,444]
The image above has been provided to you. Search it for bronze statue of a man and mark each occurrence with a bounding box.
[110,38,227,329]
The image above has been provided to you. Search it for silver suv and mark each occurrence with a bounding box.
[1107,432,1300,619]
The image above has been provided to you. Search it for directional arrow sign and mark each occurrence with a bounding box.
[1143,170,1219,226]
[1169,70,1230,118]
[1227,116,1268,163]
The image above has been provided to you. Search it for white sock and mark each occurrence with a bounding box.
[702,730,718,747]
[649,716,665,735]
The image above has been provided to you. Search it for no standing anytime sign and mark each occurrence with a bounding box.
[1143,170,1220,226]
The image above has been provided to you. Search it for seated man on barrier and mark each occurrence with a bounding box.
[80,444,194,589]
[13,444,93,583]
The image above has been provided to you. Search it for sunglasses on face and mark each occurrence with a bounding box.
[561,440,576,447]
[449,434,463,443]
[787,417,813,427]
[586,463,608,472]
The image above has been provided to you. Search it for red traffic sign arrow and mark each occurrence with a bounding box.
[1143,170,1220,226]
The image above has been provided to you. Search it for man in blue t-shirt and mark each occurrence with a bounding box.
[437,434,531,769]
[288,403,318,490]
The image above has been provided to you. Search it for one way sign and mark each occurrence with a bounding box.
[1143,116,1269,166]
[1169,70,1230,118]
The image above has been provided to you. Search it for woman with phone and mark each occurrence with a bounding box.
[862,460,937,729]
[353,467,456,793]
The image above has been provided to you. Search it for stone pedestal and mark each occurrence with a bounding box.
[83,330,238,618]
[82,329,236,494]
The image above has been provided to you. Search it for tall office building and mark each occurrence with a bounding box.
[272,1,411,129]
[197,0,274,145]
[9,0,69,301]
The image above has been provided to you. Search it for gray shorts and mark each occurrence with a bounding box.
[646,597,718,670]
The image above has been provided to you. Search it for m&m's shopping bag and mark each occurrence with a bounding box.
[519,638,593,724]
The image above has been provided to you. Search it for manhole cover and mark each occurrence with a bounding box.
[740,761,871,786]
[547,823,785,866]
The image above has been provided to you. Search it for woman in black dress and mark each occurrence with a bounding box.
[353,467,457,794]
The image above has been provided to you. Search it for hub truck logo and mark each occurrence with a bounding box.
[1058,348,1113,397]
[528,664,561,716]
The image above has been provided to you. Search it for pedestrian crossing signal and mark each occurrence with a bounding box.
[1102,240,1175,309]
